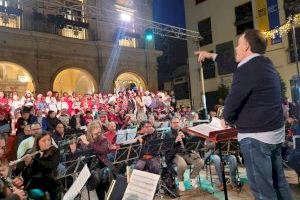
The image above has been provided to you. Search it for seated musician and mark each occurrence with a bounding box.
[204,140,240,191]
[17,123,42,159]
[15,131,61,200]
[104,122,117,145]
[134,121,160,175]
[79,121,116,200]
[0,159,26,200]
[205,105,241,191]
[164,117,204,192]
[52,122,67,145]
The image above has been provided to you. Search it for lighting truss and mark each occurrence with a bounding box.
[18,0,202,42]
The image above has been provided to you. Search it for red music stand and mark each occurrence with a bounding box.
[186,127,237,200]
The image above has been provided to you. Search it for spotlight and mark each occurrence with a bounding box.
[120,13,132,22]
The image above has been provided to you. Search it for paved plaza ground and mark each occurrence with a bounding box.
[79,166,300,200]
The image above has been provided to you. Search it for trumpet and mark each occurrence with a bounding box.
[9,145,53,166]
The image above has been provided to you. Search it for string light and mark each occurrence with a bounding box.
[262,13,300,39]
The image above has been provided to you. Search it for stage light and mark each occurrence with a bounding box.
[145,29,154,41]
[120,13,132,22]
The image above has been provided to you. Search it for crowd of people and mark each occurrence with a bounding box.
[0,28,299,200]
[0,88,210,200]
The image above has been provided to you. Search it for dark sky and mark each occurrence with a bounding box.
[152,0,186,28]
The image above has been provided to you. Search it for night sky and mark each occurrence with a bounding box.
[152,0,186,28]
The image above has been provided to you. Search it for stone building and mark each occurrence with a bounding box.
[185,0,300,110]
[0,0,161,95]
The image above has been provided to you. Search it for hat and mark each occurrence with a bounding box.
[22,106,32,113]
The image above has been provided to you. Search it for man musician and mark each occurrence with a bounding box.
[164,117,204,192]
[134,121,161,175]
[204,105,241,191]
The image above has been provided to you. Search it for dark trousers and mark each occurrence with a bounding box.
[135,157,160,174]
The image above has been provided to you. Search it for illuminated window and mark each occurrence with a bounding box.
[119,36,137,48]
[61,26,86,40]
[115,4,137,48]
[60,0,87,40]
[0,0,21,29]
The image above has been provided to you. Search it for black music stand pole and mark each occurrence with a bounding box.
[218,142,228,200]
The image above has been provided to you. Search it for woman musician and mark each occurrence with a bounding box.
[79,121,117,200]
[0,159,26,200]
[13,131,61,200]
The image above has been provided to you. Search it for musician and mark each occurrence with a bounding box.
[79,121,116,199]
[16,131,61,200]
[52,122,66,145]
[15,107,36,136]
[46,111,61,133]
[164,117,204,192]
[69,109,86,130]
[204,140,240,191]
[134,121,161,175]
[17,123,42,159]
[0,159,26,200]
[104,122,117,145]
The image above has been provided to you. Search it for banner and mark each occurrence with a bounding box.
[256,0,281,44]
[267,0,282,44]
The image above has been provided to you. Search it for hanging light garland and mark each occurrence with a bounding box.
[262,13,300,39]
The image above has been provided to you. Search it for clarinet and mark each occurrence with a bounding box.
[0,176,30,199]
[177,129,187,153]
[0,176,15,191]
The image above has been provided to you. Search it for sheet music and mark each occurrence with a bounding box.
[116,129,137,144]
[122,170,160,200]
[62,164,91,200]
[188,117,225,137]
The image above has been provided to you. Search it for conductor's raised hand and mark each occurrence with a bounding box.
[194,51,216,62]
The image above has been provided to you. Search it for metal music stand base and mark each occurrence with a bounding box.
[56,155,95,200]
[156,179,178,199]
[218,142,228,200]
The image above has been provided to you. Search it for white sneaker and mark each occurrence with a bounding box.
[191,178,198,188]
[178,181,185,192]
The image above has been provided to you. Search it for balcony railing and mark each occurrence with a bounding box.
[0,9,146,48]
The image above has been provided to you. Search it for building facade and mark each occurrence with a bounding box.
[0,0,161,95]
[185,0,300,110]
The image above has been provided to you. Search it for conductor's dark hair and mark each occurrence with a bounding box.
[243,29,267,54]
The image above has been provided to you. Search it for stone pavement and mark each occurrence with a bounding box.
[79,166,300,200]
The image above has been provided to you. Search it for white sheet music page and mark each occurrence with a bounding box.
[188,117,225,137]
[122,169,160,200]
[63,164,91,200]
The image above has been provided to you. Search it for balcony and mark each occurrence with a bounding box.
[0,7,147,49]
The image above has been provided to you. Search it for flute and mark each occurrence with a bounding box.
[9,145,53,166]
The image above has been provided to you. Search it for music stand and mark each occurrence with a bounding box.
[156,127,171,139]
[208,128,238,200]
[150,138,179,198]
[185,126,237,200]
[116,128,137,144]
[184,136,204,152]
[113,143,142,164]
[56,150,95,192]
